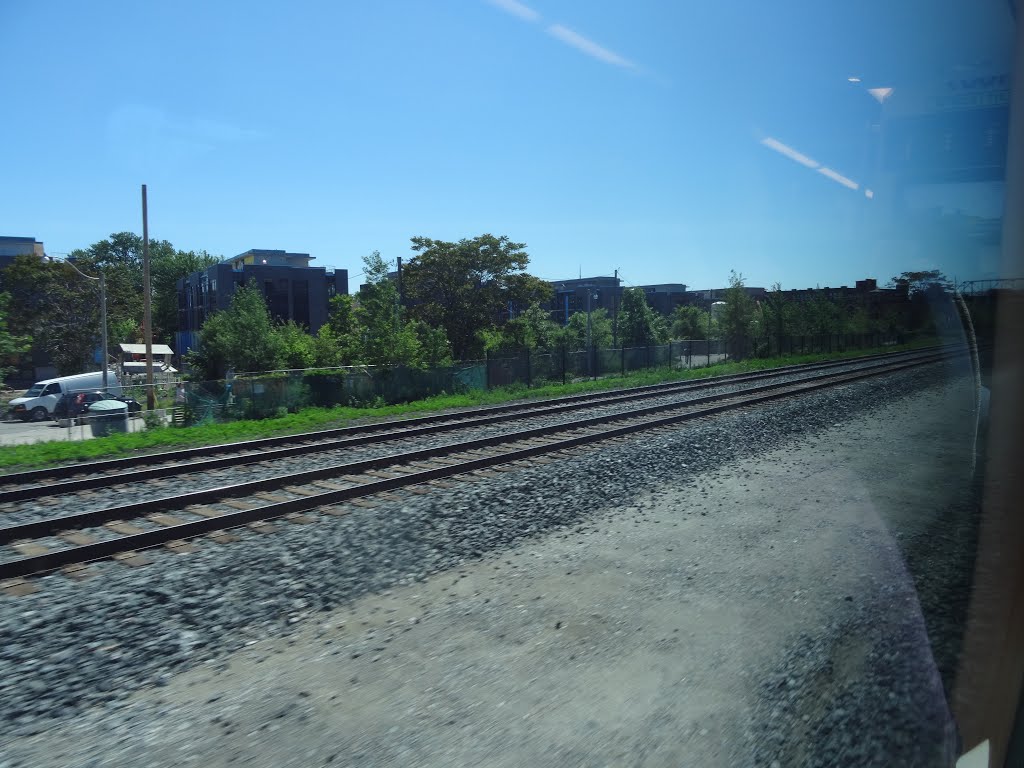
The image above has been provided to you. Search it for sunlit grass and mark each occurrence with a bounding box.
[0,339,936,473]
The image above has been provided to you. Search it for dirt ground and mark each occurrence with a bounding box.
[3,380,977,767]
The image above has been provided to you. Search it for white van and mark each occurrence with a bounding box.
[7,370,121,422]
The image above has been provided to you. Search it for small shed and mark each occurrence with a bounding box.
[118,343,177,376]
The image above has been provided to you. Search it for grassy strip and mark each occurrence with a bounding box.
[0,339,936,472]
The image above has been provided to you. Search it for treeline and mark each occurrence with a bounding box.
[0,226,952,382]
[0,232,219,377]
[187,235,553,379]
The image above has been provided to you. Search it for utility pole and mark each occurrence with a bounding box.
[612,268,618,348]
[396,257,404,306]
[707,289,713,367]
[142,184,155,410]
[99,272,109,391]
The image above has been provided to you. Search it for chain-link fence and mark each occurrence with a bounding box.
[162,331,911,426]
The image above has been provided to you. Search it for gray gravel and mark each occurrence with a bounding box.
[0,355,975,765]
[0,351,942,528]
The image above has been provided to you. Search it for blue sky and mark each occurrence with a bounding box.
[1,0,1014,289]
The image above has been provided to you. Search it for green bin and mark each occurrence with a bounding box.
[89,400,129,437]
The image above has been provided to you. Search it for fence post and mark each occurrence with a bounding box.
[485,350,491,390]
[592,344,599,380]
[525,347,531,388]
[707,338,711,367]
[621,346,625,375]
[645,344,650,369]
[668,341,673,370]
[561,345,567,385]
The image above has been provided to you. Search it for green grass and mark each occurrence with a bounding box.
[0,339,936,473]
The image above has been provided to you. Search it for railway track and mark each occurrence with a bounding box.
[0,348,958,585]
[0,346,947,502]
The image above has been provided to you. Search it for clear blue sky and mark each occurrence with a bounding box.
[1,0,1014,289]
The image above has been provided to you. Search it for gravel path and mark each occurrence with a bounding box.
[0,356,978,766]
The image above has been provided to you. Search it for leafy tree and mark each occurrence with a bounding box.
[350,251,422,367]
[889,270,952,296]
[325,294,356,339]
[186,284,284,379]
[846,306,879,335]
[797,294,844,336]
[505,302,561,350]
[720,271,756,357]
[150,248,220,343]
[616,288,667,347]
[69,233,220,345]
[411,320,453,367]
[555,308,614,351]
[1,255,101,374]
[311,326,348,368]
[0,292,31,381]
[276,320,317,370]
[759,282,792,350]
[670,305,715,340]
[404,234,552,358]
[69,233,172,344]
[889,269,953,332]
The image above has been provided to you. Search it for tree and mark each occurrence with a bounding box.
[670,305,715,340]
[186,284,284,379]
[0,292,31,381]
[1,255,101,375]
[69,233,220,345]
[150,249,220,343]
[555,308,614,351]
[276,320,317,370]
[889,270,952,296]
[616,288,667,347]
[504,302,561,350]
[350,251,422,367]
[720,271,756,357]
[411,320,453,366]
[759,282,792,351]
[403,234,552,358]
[69,233,172,346]
[889,270,953,332]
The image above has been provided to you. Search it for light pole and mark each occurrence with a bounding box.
[63,259,110,390]
[585,289,598,377]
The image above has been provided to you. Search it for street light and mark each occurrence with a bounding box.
[585,289,599,377]
[62,259,110,391]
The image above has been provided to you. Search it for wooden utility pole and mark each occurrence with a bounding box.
[142,184,155,410]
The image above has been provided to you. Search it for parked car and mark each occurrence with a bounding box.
[52,391,142,423]
[7,370,120,421]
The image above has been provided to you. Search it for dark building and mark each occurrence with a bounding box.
[543,277,691,325]
[176,249,349,355]
[0,236,45,268]
[636,283,689,315]
[546,277,621,325]
[687,286,768,307]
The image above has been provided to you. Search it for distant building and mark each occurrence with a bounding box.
[0,236,45,268]
[546,277,621,324]
[635,283,689,315]
[176,249,349,355]
[541,276,692,325]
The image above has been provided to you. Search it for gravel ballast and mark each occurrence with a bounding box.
[0,351,942,526]
[0,358,979,766]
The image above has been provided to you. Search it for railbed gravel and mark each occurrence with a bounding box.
[0,360,974,763]
[0,352,940,527]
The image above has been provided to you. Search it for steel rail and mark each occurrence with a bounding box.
[0,346,952,499]
[0,353,950,580]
